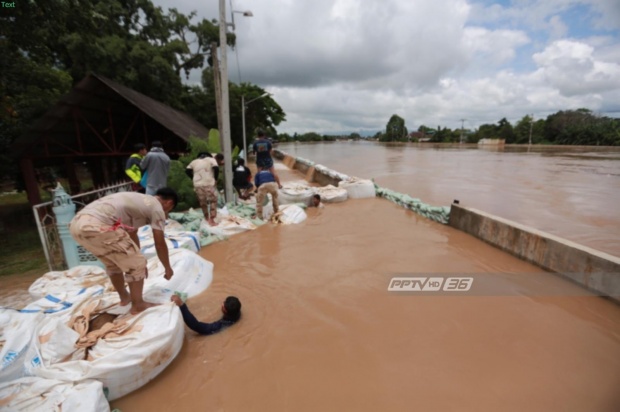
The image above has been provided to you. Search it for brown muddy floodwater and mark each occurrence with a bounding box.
[281,142,620,257]
[1,163,620,411]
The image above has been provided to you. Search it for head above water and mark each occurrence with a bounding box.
[222,296,241,321]
[312,194,321,207]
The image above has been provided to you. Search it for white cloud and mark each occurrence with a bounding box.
[533,40,620,96]
[150,0,620,134]
[462,27,530,66]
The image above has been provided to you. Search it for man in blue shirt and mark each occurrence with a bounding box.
[171,295,241,335]
[252,130,282,189]
[254,167,279,220]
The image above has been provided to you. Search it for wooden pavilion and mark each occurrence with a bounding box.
[12,74,210,205]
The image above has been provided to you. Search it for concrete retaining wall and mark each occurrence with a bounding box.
[275,149,620,302]
[275,150,342,186]
[449,204,620,302]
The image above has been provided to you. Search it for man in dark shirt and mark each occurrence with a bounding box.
[171,295,241,335]
[252,130,282,189]
[253,167,279,220]
[233,158,254,200]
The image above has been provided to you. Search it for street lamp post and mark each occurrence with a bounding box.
[242,92,271,162]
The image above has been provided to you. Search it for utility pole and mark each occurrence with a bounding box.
[218,0,234,203]
[528,114,534,146]
[460,119,466,143]
[211,42,224,151]
[241,95,246,161]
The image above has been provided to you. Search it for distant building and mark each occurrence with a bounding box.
[408,131,432,142]
[478,138,505,146]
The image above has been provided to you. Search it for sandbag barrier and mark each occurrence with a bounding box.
[0,249,213,407]
[374,184,451,224]
[169,204,266,247]
[275,149,451,224]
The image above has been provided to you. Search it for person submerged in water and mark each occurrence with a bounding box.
[171,295,241,335]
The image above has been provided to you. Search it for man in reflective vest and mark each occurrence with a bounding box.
[125,143,147,192]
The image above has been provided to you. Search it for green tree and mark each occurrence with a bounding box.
[496,118,516,143]
[229,83,286,150]
[381,114,408,142]
[542,109,620,145]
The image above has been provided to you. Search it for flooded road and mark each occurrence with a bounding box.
[111,167,620,411]
[2,164,619,411]
[280,142,620,257]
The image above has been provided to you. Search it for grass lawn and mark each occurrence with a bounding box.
[0,191,50,277]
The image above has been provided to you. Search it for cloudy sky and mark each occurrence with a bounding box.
[153,0,620,135]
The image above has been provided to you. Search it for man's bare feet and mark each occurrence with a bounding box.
[130,301,159,315]
[119,290,131,307]
[170,295,183,307]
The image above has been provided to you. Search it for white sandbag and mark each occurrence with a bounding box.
[0,377,109,412]
[28,266,110,300]
[314,164,351,182]
[278,184,314,205]
[313,185,348,203]
[0,310,44,382]
[143,248,214,299]
[273,162,290,171]
[138,225,201,258]
[200,215,257,238]
[21,286,105,315]
[262,204,307,224]
[338,178,376,199]
[278,205,307,224]
[27,298,184,401]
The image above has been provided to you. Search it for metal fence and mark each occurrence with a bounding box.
[33,182,134,271]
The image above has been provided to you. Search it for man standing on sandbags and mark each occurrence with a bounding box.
[253,167,279,220]
[186,152,224,227]
[69,188,178,314]
[252,130,283,189]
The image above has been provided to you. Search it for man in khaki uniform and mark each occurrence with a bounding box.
[69,188,178,314]
[186,153,223,226]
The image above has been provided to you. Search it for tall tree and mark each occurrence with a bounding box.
[382,114,408,142]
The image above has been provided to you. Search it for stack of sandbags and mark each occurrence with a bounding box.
[278,183,315,205]
[338,178,376,199]
[200,214,257,238]
[0,377,109,412]
[312,185,348,203]
[28,266,110,301]
[138,220,201,258]
[260,204,307,224]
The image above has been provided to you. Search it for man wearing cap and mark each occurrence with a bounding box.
[141,141,170,195]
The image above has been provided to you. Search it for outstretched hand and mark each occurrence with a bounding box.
[164,266,174,280]
[170,295,183,307]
